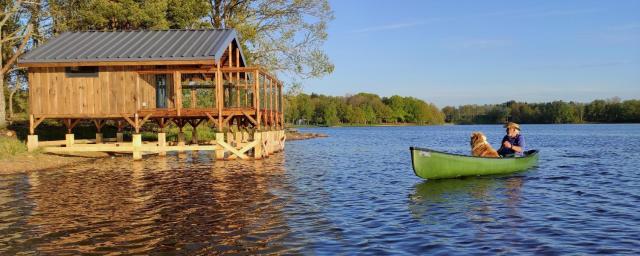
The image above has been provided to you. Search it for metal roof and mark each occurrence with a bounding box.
[19,29,244,65]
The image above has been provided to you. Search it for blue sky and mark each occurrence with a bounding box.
[301,0,640,107]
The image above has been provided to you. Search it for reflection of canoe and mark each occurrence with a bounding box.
[411,177,498,202]
[410,147,539,179]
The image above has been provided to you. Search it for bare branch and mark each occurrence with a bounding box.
[1,24,32,74]
[0,0,24,28]
[7,67,26,74]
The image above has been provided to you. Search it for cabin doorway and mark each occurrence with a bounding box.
[156,75,167,108]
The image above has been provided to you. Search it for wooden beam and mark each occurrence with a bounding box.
[216,61,223,130]
[270,78,274,128]
[217,140,249,160]
[121,115,136,128]
[140,113,153,127]
[255,70,261,129]
[174,71,182,116]
[242,111,258,126]
[190,88,196,108]
[63,118,81,133]
[29,114,35,135]
[223,114,234,126]
[92,119,105,133]
[229,43,233,68]
[228,140,259,160]
[156,117,172,129]
[29,115,47,135]
[205,112,218,127]
[134,113,140,133]
[171,118,187,129]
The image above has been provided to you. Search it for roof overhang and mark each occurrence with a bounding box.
[18,29,246,68]
[18,59,216,68]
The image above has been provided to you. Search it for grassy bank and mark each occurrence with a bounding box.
[0,135,28,159]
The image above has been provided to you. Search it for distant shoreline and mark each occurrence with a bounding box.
[289,122,639,128]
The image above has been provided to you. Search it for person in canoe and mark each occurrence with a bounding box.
[498,122,525,157]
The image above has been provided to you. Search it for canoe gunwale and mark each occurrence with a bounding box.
[410,146,539,159]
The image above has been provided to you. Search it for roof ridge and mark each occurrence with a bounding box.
[68,28,233,33]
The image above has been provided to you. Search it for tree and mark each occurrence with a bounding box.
[1,0,33,128]
[297,93,314,124]
[585,100,607,122]
[206,0,334,79]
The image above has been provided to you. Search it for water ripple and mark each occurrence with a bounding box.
[1,124,639,254]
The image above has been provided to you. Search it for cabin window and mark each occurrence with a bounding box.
[65,66,99,78]
[156,75,167,108]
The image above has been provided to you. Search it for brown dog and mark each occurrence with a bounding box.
[470,132,500,158]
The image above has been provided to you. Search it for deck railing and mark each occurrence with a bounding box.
[136,66,283,128]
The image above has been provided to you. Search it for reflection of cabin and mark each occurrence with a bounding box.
[18,29,285,160]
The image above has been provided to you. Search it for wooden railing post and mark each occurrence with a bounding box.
[254,70,261,129]
[216,61,223,131]
[174,71,182,116]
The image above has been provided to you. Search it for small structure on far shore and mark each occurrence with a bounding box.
[18,29,285,160]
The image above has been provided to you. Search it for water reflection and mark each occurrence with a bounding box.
[0,153,296,255]
[409,176,524,224]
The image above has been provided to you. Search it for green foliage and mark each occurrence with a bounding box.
[286,92,444,126]
[444,98,640,124]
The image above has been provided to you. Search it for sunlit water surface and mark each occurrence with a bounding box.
[1,124,639,254]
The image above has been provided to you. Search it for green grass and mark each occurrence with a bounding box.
[0,136,27,159]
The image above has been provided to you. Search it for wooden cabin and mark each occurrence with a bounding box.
[18,29,285,160]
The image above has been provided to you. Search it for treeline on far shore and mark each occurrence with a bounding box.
[442,98,640,124]
[284,92,640,126]
[284,93,445,126]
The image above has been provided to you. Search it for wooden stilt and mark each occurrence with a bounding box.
[158,132,167,156]
[93,119,105,143]
[178,132,186,147]
[63,118,80,134]
[215,132,225,159]
[235,131,243,148]
[191,126,198,144]
[65,133,74,147]
[254,131,263,159]
[29,114,35,135]
[132,134,142,160]
[27,135,39,152]
[116,120,124,142]
[134,113,140,134]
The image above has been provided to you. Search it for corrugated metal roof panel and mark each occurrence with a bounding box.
[20,29,242,64]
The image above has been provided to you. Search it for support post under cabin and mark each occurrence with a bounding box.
[27,115,38,152]
[132,133,142,160]
[215,132,225,159]
[158,132,167,156]
[253,131,263,159]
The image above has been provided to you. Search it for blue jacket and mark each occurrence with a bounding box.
[498,134,525,156]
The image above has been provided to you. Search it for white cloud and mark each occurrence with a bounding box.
[351,18,444,33]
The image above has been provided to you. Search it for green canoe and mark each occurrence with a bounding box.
[410,147,539,179]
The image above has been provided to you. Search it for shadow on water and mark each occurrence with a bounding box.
[0,153,299,255]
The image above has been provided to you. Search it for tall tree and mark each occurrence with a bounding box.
[1,0,32,128]
[207,0,334,79]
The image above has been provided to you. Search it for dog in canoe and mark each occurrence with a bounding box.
[470,132,500,158]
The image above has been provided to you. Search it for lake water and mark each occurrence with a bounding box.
[1,124,639,254]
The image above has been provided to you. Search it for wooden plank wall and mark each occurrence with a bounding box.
[29,66,163,117]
